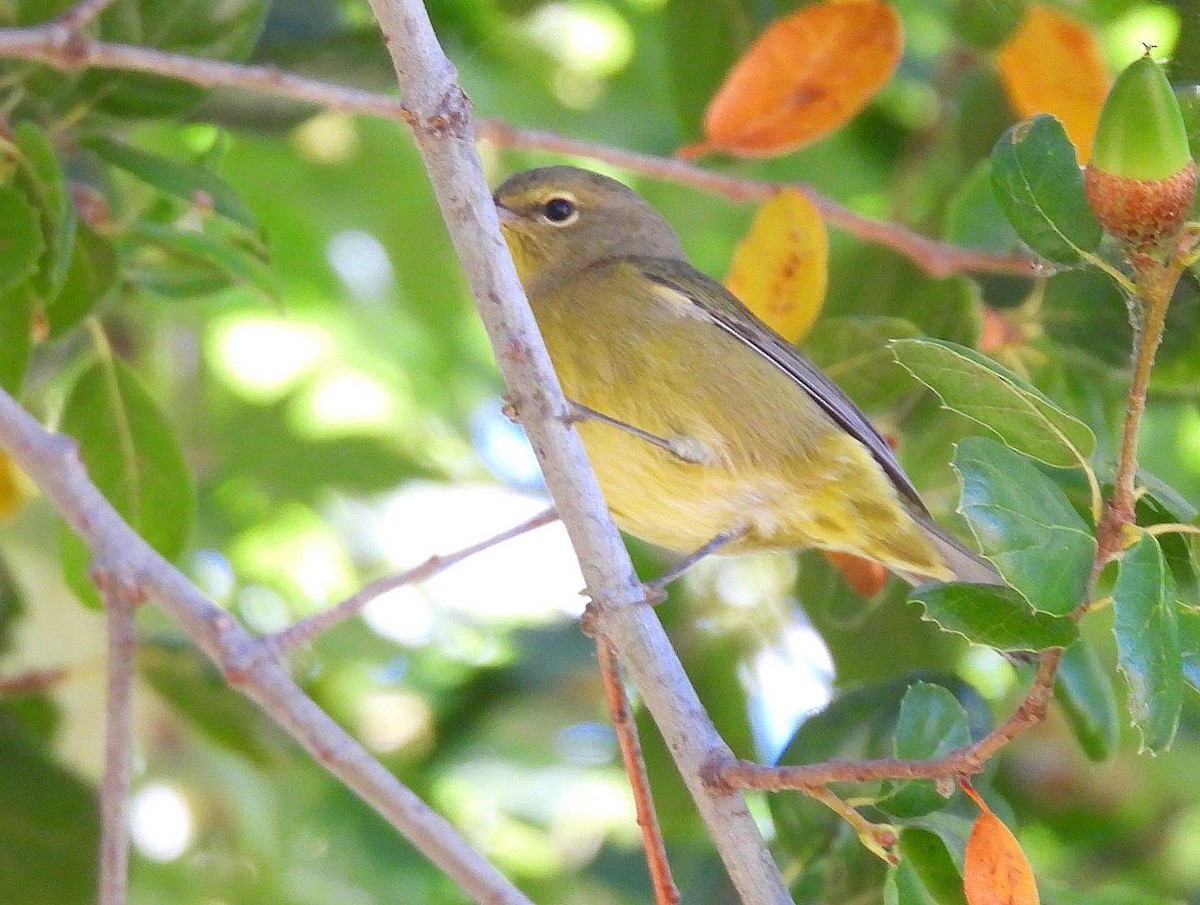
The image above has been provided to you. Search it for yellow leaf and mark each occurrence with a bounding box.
[726,189,829,343]
[997,5,1109,162]
[962,782,1040,905]
[680,1,903,160]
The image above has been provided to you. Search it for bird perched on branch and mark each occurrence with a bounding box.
[494,166,1000,587]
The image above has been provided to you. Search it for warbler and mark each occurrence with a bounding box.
[494,166,1000,587]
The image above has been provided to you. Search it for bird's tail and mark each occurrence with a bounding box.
[901,512,1005,587]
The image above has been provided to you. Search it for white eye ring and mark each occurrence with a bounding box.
[541,196,578,226]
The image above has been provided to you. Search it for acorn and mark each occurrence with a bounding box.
[1084,53,1197,255]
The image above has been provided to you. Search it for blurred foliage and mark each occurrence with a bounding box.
[1,1,1200,904]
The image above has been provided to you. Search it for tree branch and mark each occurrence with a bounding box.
[362,1,792,902]
[0,390,536,905]
[0,19,1038,280]
[98,578,138,905]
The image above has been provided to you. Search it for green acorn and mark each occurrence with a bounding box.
[1084,52,1197,254]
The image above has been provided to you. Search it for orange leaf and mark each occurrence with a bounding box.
[725,189,828,343]
[680,1,903,160]
[824,551,889,597]
[996,5,1109,163]
[962,783,1040,905]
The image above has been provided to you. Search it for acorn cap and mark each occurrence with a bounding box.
[1085,53,1197,252]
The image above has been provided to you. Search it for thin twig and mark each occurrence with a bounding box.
[97,577,139,905]
[0,19,1039,280]
[266,507,558,654]
[55,0,120,30]
[0,389,537,905]
[597,639,679,905]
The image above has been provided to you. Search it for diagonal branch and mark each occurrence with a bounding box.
[363,1,792,902]
[0,389,536,905]
[0,19,1037,280]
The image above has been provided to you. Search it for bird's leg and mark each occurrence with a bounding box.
[646,527,750,598]
[566,402,713,465]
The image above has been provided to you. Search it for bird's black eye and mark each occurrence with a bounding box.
[543,197,576,224]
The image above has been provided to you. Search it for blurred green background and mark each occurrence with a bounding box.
[2,0,1200,903]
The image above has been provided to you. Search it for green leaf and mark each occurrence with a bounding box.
[0,727,99,905]
[46,223,120,338]
[83,134,258,230]
[953,437,1096,615]
[805,316,921,411]
[878,683,972,819]
[1055,638,1121,761]
[892,338,1096,467]
[951,0,1025,50]
[898,829,967,905]
[1112,534,1183,753]
[127,222,275,298]
[945,160,1023,255]
[990,114,1103,263]
[58,359,194,607]
[12,122,75,300]
[83,0,268,118]
[0,186,45,296]
[139,639,286,765]
[885,858,940,905]
[0,285,34,395]
[911,582,1078,651]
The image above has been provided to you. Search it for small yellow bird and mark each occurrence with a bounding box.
[494,166,1000,587]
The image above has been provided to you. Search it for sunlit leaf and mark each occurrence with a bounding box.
[911,583,1077,651]
[892,338,1096,467]
[725,188,827,343]
[991,114,1103,263]
[953,438,1095,616]
[680,1,902,159]
[1054,638,1120,761]
[962,784,1040,904]
[996,5,1108,162]
[898,829,967,905]
[1112,533,1182,753]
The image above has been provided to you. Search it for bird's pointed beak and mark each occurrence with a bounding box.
[494,197,518,228]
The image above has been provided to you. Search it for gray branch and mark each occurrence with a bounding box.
[363,1,793,902]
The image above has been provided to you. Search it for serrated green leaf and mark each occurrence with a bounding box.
[0,186,45,296]
[953,437,1096,615]
[58,359,193,607]
[83,134,258,230]
[46,223,119,338]
[805,316,921,411]
[878,683,972,819]
[12,122,75,301]
[991,114,1103,263]
[138,639,285,765]
[1055,638,1121,761]
[898,829,967,905]
[911,582,1077,650]
[0,728,99,905]
[0,284,33,395]
[893,338,1096,467]
[1112,533,1182,753]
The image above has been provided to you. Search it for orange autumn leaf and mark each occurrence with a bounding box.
[679,1,903,160]
[962,782,1040,905]
[726,189,828,343]
[997,5,1109,162]
[824,551,889,596]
